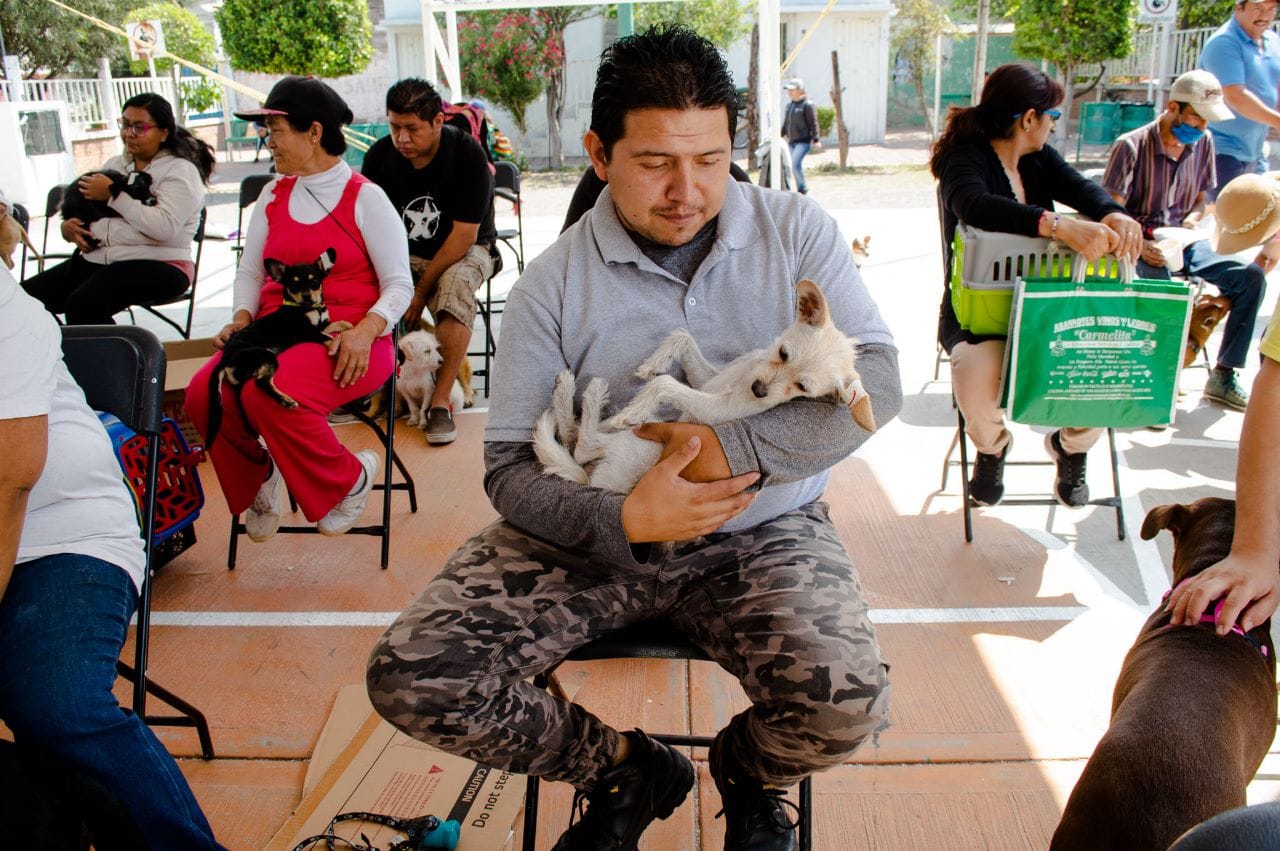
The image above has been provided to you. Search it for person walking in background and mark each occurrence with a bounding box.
[1198,0,1280,195]
[783,77,820,194]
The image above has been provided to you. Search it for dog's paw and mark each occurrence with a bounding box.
[636,332,691,380]
[323,320,354,337]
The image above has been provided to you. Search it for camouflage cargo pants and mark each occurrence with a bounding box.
[366,500,889,791]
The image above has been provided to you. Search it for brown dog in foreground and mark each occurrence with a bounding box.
[1183,293,1231,368]
[1051,498,1277,851]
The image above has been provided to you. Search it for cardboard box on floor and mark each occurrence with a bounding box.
[267,685,525,851]
[162,338,215,448]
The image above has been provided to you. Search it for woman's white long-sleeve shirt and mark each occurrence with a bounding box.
[232,160,413,334]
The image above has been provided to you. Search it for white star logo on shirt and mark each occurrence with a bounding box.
[403,195,441,241]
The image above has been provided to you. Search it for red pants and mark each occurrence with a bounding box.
[185,337,394,522]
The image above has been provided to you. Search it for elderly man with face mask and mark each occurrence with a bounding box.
[1103,69,1266,411]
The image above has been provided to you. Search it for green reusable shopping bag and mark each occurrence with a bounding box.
[1003,257,1193,428]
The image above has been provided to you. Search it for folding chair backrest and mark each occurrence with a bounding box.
[235,174,274,256]
[12,203,30,278]
[60,325,165,438]
[495,160,520,196]
[42,185,66,254]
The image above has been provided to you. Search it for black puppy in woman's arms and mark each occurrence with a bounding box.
[60,170,157,249]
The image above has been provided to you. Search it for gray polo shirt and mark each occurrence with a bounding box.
[486,178,900,556]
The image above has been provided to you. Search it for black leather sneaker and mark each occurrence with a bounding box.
[551,729,694,851]
[968,438,1010,507]
[709,730,799,851]
[1045,430,1089,508]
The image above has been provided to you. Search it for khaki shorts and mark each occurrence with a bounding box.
[418,243,494,331]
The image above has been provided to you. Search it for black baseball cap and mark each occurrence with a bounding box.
[234,76,354,130]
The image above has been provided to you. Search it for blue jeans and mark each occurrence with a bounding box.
[1210,153,1265,200]
[0,554,222,850]
[789,141,812,192]
[1137,240,1265,369]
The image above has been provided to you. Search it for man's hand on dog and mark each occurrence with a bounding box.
[402,293,429,331]
[634,422,732,482]
[621,435,758,543]
[328,317,383,387]
[60,218,94,252]
[1168,554,1280,634]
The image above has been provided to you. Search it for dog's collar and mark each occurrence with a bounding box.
[1161,585,1269,657]
[282,299,324,309]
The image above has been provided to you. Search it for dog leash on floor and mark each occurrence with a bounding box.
[1161,584,1270,658]
[291,811,462,851]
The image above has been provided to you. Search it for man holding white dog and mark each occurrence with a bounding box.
[362,78,496,445]
[1102,69,1269,410]
[368,25,901,851]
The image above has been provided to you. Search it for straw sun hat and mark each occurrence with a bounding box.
[1212,172,1280,254]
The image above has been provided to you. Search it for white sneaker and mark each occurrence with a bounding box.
[245,461,283,543]
[317,450,379,536]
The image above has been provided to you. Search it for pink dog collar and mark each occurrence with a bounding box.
[1163,582,1269,658]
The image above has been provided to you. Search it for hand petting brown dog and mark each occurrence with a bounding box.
[1051,498,1277,851]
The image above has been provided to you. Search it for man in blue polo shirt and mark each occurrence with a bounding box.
[1199,0,1280,196]
[1103,70,1264,410]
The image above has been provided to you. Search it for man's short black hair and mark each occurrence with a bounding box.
[589,24,739,159]
[387,78,443,121]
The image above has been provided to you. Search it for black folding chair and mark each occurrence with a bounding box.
[941,407,1126,543]
[227,342,418,570]
[40,185,74,271]
[11,202,32,281]
[232,173,274,264]
[130,208,207,339]
[494,161,524,274]
[522,621,813,851]
[59,325,214,758]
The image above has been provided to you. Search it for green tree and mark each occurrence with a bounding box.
[121,2,220,113]
[1014,0,1133,140]
[458,11,549,138]
[216,0,372,77]
[1179,1,1233,30]
[1,0,127,79]
[892,0,959,136]
[631,0,751,47]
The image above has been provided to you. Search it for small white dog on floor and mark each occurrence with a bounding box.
[534,279,876,493]
[397,329,465,428]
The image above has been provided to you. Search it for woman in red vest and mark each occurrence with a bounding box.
[186,78,412,540]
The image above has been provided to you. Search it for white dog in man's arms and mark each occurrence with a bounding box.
[534,279,876,494]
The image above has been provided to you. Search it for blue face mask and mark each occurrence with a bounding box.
[1171,121,1205,145]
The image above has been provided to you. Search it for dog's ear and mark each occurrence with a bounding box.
[263,258,286,282]
[316,247,337,273]
[1140,503,1189,541]
[863,235,871,247]
[840,377,876,432]
[795,280,830,327]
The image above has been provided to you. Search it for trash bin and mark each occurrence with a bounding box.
[1075,101,1121,162]
[939,93,971,115]
[342,122,389,168]
[1119,102,1155,134]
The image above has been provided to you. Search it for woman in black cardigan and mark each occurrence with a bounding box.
[931,63,1142,509]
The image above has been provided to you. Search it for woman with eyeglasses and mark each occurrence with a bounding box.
[930,63,1143,509]
[21,92,213,325]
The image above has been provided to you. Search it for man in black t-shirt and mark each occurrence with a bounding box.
[363,78,497,445]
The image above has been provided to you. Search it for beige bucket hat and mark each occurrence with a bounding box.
[1212,172,1280,254]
